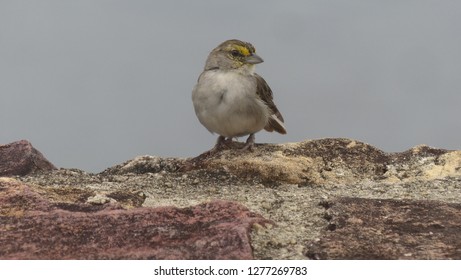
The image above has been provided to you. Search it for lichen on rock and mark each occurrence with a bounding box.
[2,138,461,259]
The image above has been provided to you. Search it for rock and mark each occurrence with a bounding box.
[0,140,56,176]
[110,138,460,186]
[305,197,461,259]
[0,178,271,259]
[101,155,182,175]
[7,138,461,259]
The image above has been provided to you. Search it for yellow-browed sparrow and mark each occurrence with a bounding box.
[192,39,286,151]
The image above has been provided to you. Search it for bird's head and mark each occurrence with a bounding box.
[204,39,264,72]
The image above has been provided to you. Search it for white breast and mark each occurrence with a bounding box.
[192,70,270,137]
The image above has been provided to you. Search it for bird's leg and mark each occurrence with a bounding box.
[208,136,239,153]
[185,136,227,168]
[224,137,235,144]
[198,136,226,157]
[213,135,227,150]
[240,133,255,151]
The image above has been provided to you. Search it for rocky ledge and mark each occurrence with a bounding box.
[1,139,460,259]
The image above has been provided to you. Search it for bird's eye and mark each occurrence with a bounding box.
[231,50,242,57]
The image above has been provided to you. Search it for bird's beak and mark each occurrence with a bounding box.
[245,53,264,64]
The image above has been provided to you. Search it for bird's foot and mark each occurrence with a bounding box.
[206,136,234,154]
[181,136,244,171]
[240,134,255,152]
[190,136,225,161]
[203,135,255,156]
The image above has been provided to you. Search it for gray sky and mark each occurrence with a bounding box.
[1,0,460,172]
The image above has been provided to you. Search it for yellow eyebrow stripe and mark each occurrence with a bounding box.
[234,45,251,56]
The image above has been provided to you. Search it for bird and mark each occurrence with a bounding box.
[192,39,286,152]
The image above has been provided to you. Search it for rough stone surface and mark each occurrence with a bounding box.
[305,197,461,259]
[0,178,270,259]
[4,138,461,259]
[0,140,56,176]
[175,139,459,187]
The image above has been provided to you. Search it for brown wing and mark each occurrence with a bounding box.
[254,73,287,134]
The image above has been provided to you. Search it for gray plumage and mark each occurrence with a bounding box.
[192,39,286,151]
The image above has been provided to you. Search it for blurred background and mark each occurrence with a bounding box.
[1,0,460,172]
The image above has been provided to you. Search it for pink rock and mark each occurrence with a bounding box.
[0,179,271,259]
[306,197,461,259]
[0,140,56,176]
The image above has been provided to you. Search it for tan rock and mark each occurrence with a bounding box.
[8,138,461,259]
